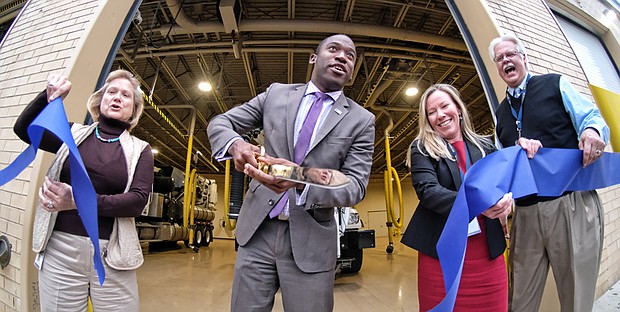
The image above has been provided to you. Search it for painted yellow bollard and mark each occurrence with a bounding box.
[589,84,620,152]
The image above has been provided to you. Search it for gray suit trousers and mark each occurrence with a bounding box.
[231,218,335,312]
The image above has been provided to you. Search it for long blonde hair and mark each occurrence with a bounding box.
[411,84,492,163]
[87,69,144,131]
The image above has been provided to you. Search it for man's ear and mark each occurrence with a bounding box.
[309,53,317,64]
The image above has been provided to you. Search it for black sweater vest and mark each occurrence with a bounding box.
[496,74,578,149]
[495,74,578,205]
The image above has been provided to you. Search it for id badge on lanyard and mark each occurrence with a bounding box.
[507,74,531,145]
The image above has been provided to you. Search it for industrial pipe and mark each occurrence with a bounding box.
[383,124,405,254]
[223,160,236,230]
[187,169,197,246]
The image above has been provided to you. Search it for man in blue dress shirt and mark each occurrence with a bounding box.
[489,33,610,312]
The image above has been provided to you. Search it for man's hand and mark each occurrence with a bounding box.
[517,137,543,159]
[579,128,606,167]
[228,140,262,172]
[245,154,301,193]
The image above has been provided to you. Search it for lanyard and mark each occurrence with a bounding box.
[506,73,531,141]
[448,142,471,179]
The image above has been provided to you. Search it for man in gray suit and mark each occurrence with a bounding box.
[207,34,375,311]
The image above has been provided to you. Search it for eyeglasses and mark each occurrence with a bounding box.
[494,50,522,63]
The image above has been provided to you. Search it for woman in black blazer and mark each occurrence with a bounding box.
[401,84,512,311]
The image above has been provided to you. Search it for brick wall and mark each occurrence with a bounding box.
[0,0,99,310]
[486,0,620,299]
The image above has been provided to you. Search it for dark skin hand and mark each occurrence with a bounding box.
[244,155,303,193]
[229,140,302,193]
[228,140,262,172]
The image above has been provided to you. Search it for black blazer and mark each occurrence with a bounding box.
[401,139,506,259]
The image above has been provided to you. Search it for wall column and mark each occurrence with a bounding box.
[0,1,137,310]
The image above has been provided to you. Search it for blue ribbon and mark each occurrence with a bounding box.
[431,146,620,311]
[0,98,105,285]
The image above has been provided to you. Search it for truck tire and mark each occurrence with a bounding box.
[341,249,363,273]
[194,226,204,246]
[202,228,213,247]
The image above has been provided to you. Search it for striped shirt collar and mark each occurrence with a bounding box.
[305,81,342,103]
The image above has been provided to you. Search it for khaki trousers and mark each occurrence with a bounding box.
[508,191,604,312]
[38,231,139,312]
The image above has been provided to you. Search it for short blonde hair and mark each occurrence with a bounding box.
[87,69,144,131]
[414,84,492,161]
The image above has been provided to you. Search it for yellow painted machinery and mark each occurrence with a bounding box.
[136,165,217,252]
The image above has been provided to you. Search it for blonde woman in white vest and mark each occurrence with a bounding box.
[13,69,153,312]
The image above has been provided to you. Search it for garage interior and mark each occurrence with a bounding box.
[112,0,492,179]
[115,1,494,310]
[2,0,620,311]
[0,0,499,311]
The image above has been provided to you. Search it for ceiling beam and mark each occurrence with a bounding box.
[157,19,468,51]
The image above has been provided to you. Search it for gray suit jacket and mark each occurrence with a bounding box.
[208,82,375,273]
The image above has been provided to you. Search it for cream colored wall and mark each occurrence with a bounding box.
[548,0,620,72]
[354,178,417,238]
[454,0,620,301]
[0,1,137,310]
[0,0,618,310]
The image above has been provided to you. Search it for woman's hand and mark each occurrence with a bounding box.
[39,177,76,212]
[482,192,513,238]
[46,74,72,102]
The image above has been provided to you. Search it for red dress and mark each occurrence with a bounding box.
[417,141,508,311]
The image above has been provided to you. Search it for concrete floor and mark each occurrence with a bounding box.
[593,280,620,312]
[137,236,419,311]
[137,236,619,311]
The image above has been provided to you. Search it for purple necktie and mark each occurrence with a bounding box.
[295,92,328,164]
[269,92,328,218]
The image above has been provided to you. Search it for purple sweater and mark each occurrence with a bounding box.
[14,91,154,239]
